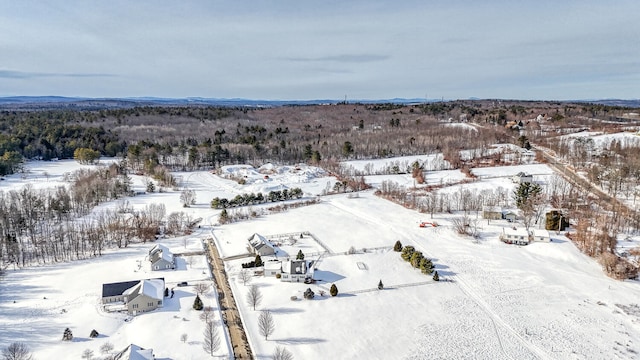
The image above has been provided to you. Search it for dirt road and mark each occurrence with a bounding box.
[206,240,253,359]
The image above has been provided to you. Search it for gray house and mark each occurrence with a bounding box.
[102,278,165,315]
[248,233,276,256]
[149,244,175,271]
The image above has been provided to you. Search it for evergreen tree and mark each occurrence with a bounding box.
[296,250,305,260]
[62,327,73,341]
[433,271,440,282]
[219,209,229,224]
[420,257,434,274]
[401,246,415,261]
[514,182,542,209]
[254,254,263,267]
[410,251,424,268]
[378,280,384,290]
[164,287,169,297]
[393,240,403,252]
[330,284,338,297]
[193,294,204,310]
[89,329,99,338]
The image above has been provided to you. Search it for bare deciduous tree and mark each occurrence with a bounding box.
[199,306,215,323]
[100,342,114,356]
[273,346,294,360]
[202,320,221,357]
[194,282,210,296]
[80,349,94,360]
[240,268,252,286]
[246,284,262,311]
[180,189,196,207]
[2,342,34,360]
[180,333,188,343]
[258,310,275,340]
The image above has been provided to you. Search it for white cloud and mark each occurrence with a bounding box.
[0,0,638,100]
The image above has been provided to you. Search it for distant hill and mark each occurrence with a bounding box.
[0,96,638,110]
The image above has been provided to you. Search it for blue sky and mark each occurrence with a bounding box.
[1,1,638,100]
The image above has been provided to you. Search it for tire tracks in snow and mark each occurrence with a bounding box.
[327,195,549,359]
[453,273,550,360]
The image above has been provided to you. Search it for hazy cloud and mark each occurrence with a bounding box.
[0,70,115,79]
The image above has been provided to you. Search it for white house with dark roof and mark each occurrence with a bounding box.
[102,278,165,315]
[247,233,276,256]
[149,244,175,271]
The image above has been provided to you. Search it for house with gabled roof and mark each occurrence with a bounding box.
[102,278,165,315]
[280,259,309,283]
[512,172,533,184]
[247,233,276,256]
[113,343,155,360]
[149,244,175,271]
[500,227,530,245]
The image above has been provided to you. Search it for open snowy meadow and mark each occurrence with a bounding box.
[1,158,640,359]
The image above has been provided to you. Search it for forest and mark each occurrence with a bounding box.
[0,100,639,278]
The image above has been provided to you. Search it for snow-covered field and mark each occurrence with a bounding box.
[1,159,640,359]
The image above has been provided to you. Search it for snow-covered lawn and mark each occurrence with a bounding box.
[1,158,640,359]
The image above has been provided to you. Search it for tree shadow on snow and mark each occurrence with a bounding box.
[276,337,327,345]
[269,307,304,314]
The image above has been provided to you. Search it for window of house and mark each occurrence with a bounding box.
[133,304,138,309]
[158,300,162,305]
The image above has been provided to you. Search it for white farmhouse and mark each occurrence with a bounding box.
[500,227,530,245]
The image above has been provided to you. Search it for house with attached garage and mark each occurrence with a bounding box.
[149,244,175,270]
[500,227,530,245]
[102,278,165,315]
[500,228,552,245]
[263,259,311,283]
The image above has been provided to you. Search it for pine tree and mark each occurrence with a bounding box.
[254,254,263,267]
[89,329,99,338]
[433,271,439,282]
[296,250,305,260]
[401,246,415,261]
[62,327,73,341]
[420,257,434,274]
[378,280,384,290]
[330,284,338,297]
[219,208,229,224]
[410,251,424,268]
[393,240,403,252]
[193,294,204,310]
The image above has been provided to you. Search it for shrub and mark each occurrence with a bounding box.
[303,288,315,300]
[393,240,403,252]
[330,284,338,297]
